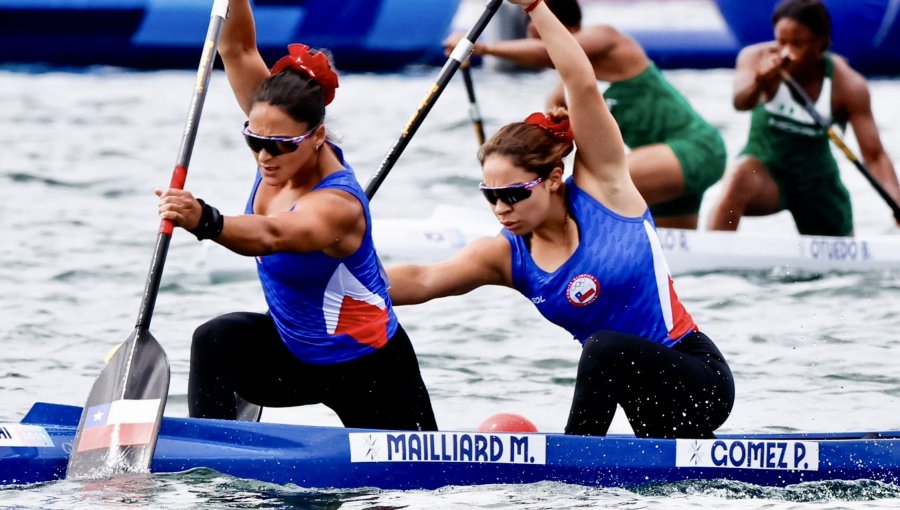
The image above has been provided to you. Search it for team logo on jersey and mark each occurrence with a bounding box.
[566,274,600,307]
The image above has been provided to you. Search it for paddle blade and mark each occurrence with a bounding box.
[66,328,170,480]
[235,394,263,422]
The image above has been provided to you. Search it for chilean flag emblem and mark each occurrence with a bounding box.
[566,273,600,307]
[323,263,389,348]
[76,398,160,452]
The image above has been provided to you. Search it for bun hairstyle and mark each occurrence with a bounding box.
[478,109,575,179]
[253,44,340,128]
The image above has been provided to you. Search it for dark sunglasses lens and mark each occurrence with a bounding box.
[481,189,499,205]
[244,134,280,156]
[244,134,302,156]
[481,187,532,206]
[498,188,532,205]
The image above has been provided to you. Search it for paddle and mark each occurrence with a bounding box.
[780,70,900,221]
[461,66,486,146]
[65,0,230,479]
[364,0,503,198]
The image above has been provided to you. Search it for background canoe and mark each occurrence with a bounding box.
[0,0,460,71]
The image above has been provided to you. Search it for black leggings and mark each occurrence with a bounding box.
[566,331,734,439]
[188,312,437,431]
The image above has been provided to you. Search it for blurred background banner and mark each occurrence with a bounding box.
[1,0,899,74]
[0,0,461,71]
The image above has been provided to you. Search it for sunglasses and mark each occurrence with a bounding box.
[479,177,543,206]
[241,121,319,156]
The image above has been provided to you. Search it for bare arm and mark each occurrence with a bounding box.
[157,188,364,256]
[840,68,900,211]
[218,0,271,115]
[733,44,783,111]
[387,236,512,305]
[515,1,640,213]
[444,25,615,70]
[479,37,554,68]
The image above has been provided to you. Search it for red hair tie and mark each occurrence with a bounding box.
[270,44,340,106]
[524,112,574,142]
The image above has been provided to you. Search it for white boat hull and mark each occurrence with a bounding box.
[203,205,900,282]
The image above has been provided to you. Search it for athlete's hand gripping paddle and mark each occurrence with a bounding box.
[364,0,503,198]
[66,0,230,479]
[780,69,900,223]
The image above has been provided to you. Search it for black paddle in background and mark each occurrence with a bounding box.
[461,66,487,146]
[66,0,230,479]
[364,0,503,198]
[780,70,900,222]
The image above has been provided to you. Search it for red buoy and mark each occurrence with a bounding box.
[477,413,538,433]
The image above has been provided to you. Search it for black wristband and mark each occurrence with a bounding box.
[189,199,224,241]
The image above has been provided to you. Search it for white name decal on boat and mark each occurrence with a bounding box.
[807,238,871,261]
[0,424,54,448]
[348,432,547,465]
[657,229,690,253]
[676,439,819,471]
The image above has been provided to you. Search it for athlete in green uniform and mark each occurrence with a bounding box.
[709,0,900,236]
[446,0,725,229]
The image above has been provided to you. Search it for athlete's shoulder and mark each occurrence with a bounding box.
[831,56,870,112]
[576,25,622,55]
[830,55,867,91]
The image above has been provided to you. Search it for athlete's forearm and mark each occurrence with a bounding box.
[733,72,778,111]
[386,265,434,306]
[866,152,900,205]
[480,39,553,68]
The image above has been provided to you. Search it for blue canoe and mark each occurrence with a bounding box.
[2,403,899,488]
[0,0,460,71]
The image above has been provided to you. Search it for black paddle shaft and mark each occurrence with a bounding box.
[781,71,900,220]
[364,0,503,199]
[66,0,229,480]
[136,11,226,330]
[461,66,486,146]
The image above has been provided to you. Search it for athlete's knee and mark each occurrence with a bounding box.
[192,312,247,353]
[583,331,638,355]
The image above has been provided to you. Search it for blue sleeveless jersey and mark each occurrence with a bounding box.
[504,177,697,346]
[245,145,399,365]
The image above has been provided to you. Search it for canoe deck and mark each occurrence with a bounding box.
[2,403,899,489]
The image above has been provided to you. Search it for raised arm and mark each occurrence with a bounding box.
[387,236,512,305]
[733,43,783,111]
[514,0,638,212]
[218,0,271,115]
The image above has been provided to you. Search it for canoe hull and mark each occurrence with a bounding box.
[205,205,900,282]
[2,403,899,488]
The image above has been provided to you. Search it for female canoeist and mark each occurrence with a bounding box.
[446,0,725,230]
[389,0,734,438]
[709,0,900,236]
[156,0,436,431]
